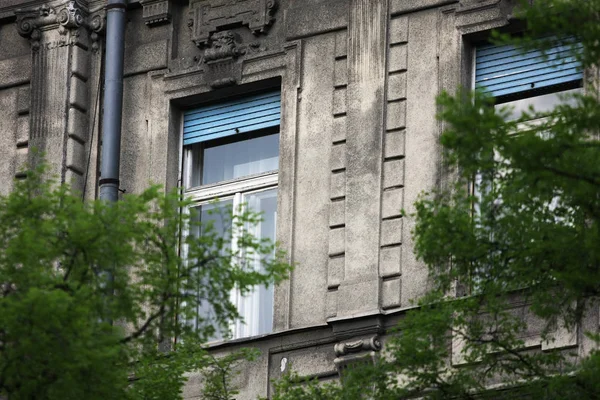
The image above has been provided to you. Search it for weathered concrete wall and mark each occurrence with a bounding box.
[0,0,587,398]
[287,32,334,329]
[0,13,31,194]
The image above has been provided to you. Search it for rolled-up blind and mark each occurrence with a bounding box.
[475,39,583,99]
[183,91,281,146]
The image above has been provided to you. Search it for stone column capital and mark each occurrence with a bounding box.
[15,0,105,51]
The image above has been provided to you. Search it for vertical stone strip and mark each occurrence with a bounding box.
[380,15,408,310]
[66,43,91,190]
[288,35,335,328]
[273,42,302,331]
[326,29,349,319]
[401,10,441,305]
[336,0,389,318]
[15,85,31,180]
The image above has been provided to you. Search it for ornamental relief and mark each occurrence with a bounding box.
[188,0,277,48]
[333,335,382,378]
[187,0,277,89]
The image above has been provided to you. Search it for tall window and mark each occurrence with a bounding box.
[473,37,583,194]
[469,38,583,288]
[182,90,281,340]
[475,37,583,117]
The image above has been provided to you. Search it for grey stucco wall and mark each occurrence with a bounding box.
[0,18,31,195]
[0,0,590,398]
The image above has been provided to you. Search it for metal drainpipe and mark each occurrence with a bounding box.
[99,0,127,202]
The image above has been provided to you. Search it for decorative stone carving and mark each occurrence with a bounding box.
[204,30,239,62]
[15,0,105,51]
[334,335,381,357]
[88,11,105,53]
[57,0,85,32]
[201,30,241,88]
[204,55,241,89]
[245,41,268,55]
[333,336,382,378]
[15,4,56,50]
[140,0,171,26]
[188,0,278,48]
[185,0,276,88]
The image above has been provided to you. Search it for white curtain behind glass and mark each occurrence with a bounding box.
[235,188,277,338]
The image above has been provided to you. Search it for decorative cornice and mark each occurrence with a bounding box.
[456,0,502,14]
[15,0,105,51]
[140,0,171,26]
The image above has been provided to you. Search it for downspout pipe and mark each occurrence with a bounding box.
[99,0,127,202]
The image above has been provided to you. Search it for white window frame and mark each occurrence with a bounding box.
[181,139,279,341]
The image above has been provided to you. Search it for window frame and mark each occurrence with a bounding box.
[179,94,281,342]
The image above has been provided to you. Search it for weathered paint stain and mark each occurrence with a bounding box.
[349,0,385,81]
[349,0,387,111]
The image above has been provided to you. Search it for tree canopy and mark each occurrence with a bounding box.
[272,0,600,398]
[0,163,292,400]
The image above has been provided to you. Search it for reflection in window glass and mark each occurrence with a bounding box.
[189,199,233,341]
[188,133,279,187]
[190,200,233,242]
[497,88,581,121]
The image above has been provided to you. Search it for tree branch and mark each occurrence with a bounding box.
[120,293,171,345]
[541,165,600,187]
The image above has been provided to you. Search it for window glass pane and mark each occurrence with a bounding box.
[190,199,233,241]
[236,188,277,338]
[189,199,233,341]
[191,133,279,186]
[497,88,581,121]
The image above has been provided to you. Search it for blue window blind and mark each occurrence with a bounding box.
[475,39,583,98]
[183,91,281,146]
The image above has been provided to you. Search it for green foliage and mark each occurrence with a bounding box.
[272,0,600,399]
[0,163,292,399]
[197,347,260,400]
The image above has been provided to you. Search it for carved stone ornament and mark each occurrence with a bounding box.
[188,0,278,48]
[201,30,241,88]
[334,335,382,357]
[15,0,105,52]
[333,335,382,378]
[140,0,171,26]
[204,30,239,62]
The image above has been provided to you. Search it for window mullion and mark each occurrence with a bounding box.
[230,192,243,338]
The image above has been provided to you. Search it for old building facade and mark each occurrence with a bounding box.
[0,0,585,398]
